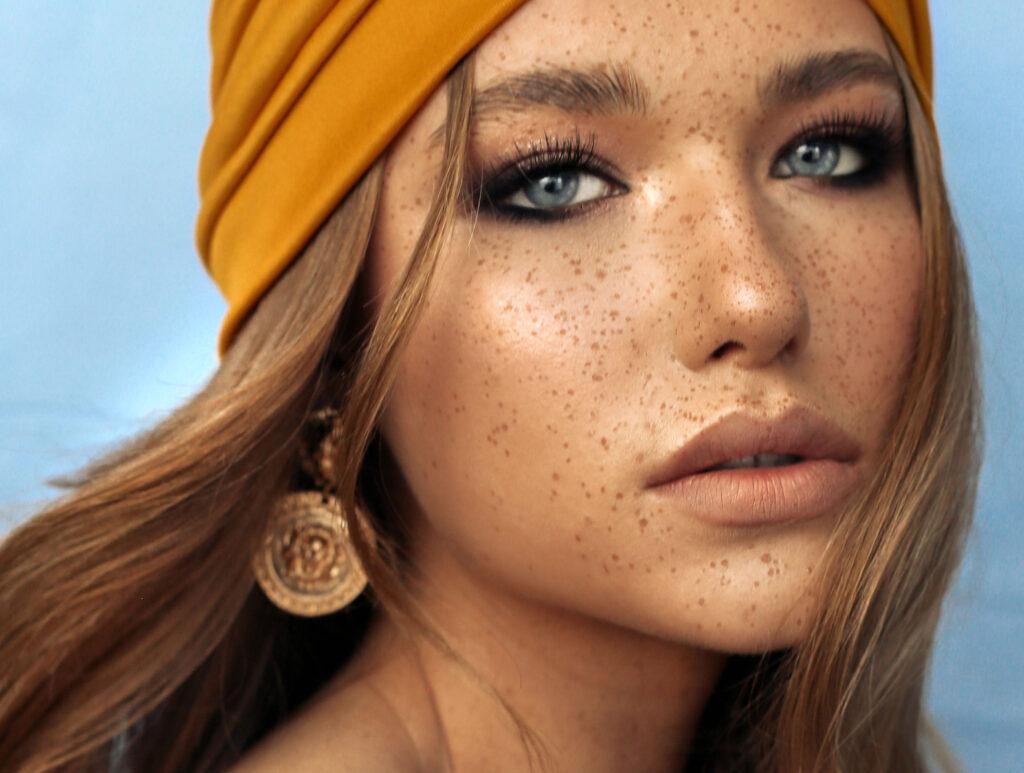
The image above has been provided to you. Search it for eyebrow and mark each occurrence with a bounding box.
[428,49,900,149]
[758,48,901,108]
[427,61,649,149]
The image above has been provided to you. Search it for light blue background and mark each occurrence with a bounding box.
[1,3,1020,769]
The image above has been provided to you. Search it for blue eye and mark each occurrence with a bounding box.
[473,129,627,223]
[772,139,869,179]
[502,170,616,212]
[522,172,579,208]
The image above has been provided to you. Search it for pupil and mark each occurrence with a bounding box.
[799,145,822,163]
[544,177,566,193]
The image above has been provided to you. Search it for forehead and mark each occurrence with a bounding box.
[401,0,893,156]
[474,0,888,88]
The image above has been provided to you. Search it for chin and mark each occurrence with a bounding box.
[598,561,827,659]
[688,598,818,656]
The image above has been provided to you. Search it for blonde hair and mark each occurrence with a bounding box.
[0,30,981,773]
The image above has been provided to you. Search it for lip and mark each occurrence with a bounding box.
[645,406,863,527]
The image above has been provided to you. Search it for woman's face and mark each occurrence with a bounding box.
[360,0,921,653]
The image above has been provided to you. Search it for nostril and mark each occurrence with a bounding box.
[784,335,800,356]
[711,341,742,360]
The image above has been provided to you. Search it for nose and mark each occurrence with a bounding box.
[665,169,810,373]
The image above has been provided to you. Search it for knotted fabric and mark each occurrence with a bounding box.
[195,0,936,357]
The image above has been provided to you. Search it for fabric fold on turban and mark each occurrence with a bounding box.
[195,0,936,357]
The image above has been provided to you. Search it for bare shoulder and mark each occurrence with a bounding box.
[228,679,425,773]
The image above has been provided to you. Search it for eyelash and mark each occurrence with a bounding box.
[781,107,906,188]
[468,129,622,224]
[469,109,907,225]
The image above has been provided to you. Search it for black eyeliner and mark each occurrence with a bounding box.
[776,105,908,190]
[467,106,908,224]
[469,128,627,224]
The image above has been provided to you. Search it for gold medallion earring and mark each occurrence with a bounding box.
[253,408,370,616]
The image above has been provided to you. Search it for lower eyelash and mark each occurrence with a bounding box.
[468,107,908,222]
[786,107,908,188]
[483,189,617,224]
[468,130,622,222]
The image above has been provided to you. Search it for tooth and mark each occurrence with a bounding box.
[707,453,801,471]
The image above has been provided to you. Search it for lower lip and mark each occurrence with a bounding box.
[650,459,861,527]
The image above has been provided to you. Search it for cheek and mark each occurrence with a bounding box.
[374,183,924,654]
[379,219,705,618]
[787,193,923,425]
[381,224,647,537]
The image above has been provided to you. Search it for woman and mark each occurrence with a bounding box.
[0,0,982,770]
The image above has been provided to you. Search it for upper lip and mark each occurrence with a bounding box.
[645,405,862,487]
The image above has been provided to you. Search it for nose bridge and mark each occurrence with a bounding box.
[659,143,810,372]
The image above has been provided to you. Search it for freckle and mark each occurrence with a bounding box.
[760,552,772,564]
[720,559,729,567]
[552,472,560,481]
[754,581,760,587]
[612,554,620,562]
[698,597,706,606]
[710,561,716,568]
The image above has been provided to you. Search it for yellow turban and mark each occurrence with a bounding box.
[195,0,935,357]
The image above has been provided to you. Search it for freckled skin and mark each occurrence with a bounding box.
[340,0,920,767]
[365,0,919,655]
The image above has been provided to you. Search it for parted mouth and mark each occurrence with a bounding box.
[645,406,862,488]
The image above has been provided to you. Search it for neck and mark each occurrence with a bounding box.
[358,534,727,772]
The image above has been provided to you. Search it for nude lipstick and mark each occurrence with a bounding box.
[645,406,863,527]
